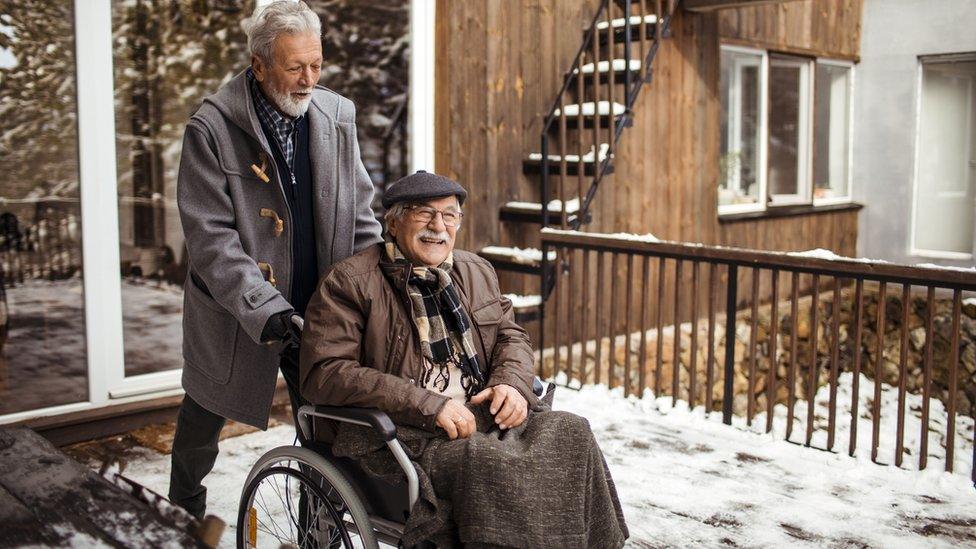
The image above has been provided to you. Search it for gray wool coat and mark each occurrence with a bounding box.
[176,69,382,429]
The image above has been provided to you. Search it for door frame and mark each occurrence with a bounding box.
[909,52,976,261]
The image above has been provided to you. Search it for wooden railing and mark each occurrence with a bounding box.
[540,0,677,231]
[539,229,976,479]
[0,203,82,288]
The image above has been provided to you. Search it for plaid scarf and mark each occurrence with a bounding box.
[385,237,485,398]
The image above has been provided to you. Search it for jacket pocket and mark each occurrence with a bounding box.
[471,299,503,363]
[182,276,239,385]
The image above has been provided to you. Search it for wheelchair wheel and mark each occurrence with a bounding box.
[237,446,378,549]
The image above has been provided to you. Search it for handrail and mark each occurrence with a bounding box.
[541,229,976,290]
[542,1,609,133]
[573,0,677,229]
[540,0,680,232]
[539,227,976,480]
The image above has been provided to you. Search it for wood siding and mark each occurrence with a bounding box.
[435,0,864,297]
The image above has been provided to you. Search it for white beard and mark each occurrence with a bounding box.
[269,86,313,118]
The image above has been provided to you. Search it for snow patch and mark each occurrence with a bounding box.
[914,263,976,273]
[786,248,889,264]
[528,143,610,164]
[541,227,660,243]
[502,294,541,308]
[505,197,581,213]
[480,246,556,263]
[595,14,658,30]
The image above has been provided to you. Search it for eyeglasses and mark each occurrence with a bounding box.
[405,205,464,227]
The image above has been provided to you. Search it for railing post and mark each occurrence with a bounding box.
[722,263,738,425]
[541,133,550,228]
[539,238,549,377]
[623,0,632,106]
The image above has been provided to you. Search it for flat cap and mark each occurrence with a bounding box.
[382,170,467,209]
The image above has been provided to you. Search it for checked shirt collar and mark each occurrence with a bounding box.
[247,68,304,171]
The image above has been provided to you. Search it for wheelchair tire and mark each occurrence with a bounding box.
[237,445,378,549]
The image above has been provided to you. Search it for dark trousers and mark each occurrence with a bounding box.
[168,348,306,518]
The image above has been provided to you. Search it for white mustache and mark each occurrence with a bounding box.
[417,229,449,242]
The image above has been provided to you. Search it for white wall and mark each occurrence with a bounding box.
[854,0,976,266]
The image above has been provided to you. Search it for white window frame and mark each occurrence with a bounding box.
[909,53,976,261]
[767,55,814,206]
[719,44,769,215]
[1,0,438,423]
[718,45,856,216]
[813,58,855,206]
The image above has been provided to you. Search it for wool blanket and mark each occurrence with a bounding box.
[330,388,629,548]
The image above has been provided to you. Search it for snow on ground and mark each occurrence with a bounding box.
[117,373,976,548]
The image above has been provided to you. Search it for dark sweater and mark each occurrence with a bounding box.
[260,115,318,316]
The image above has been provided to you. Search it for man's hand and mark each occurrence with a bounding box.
[261,310,301,347]
[435,400,477,440]
[471,384,527,430]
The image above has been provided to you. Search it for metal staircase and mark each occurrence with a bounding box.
[479,0,679,322]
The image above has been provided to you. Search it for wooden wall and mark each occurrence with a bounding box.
[718,0,862,60]
[435,0,864,296]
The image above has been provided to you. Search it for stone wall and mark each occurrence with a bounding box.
[542,287,976,418]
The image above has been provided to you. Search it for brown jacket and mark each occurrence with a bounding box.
[299,244,537,442]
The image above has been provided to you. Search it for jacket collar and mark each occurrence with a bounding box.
[200,68,332,153]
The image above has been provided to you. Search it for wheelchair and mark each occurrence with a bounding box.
[235,318,545,548]
[236,403,417,548]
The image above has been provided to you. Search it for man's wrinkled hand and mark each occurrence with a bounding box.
[435,400,477,440]
[471,384,527,430]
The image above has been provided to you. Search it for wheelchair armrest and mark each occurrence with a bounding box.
[297,405,397,442]
[532,377,545,397]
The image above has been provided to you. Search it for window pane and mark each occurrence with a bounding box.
[0,2,88,414]
[111,1,253,376]
[719,49,763,207]
[768,57,809,200]
[814,63,851,200]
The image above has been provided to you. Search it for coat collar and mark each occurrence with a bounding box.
[200,68,335,156]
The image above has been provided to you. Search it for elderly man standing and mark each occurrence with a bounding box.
[300,172,628,547]
[170,1,381,518]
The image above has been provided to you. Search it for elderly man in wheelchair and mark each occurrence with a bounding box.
[237,172,628,548]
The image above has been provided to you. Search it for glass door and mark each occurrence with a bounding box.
[108,0,253,396]
[913,58,976,259]
[0,1,89,415]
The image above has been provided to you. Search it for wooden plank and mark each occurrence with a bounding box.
[684,0,795,12]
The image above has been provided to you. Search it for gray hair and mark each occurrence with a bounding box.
[383,201,411,228]
[245,1,321,65]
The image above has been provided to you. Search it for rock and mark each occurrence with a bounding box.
[910,326,927,351]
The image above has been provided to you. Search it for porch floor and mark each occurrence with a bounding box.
[69,381,975,548]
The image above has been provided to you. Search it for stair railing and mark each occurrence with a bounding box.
[539,0,678,233]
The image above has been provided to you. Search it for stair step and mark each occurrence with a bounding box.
[479,246,555,274]
[500,198,585,225]
[503,293,543,323]
[596,13,659,31]
[569,59,642,85]
[548,101,630,132]
[524,143,612,177]
[554,101,626,117]
[597,15,660,46]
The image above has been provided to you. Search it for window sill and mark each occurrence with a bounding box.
[718,202,863,223]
